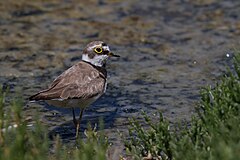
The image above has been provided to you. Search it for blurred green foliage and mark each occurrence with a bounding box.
[0,88,109,160]
[125,53,240,160]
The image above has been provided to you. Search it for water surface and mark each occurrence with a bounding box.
[0,0,240,158]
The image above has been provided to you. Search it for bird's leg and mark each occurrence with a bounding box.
[72,108,78,127]
[75,108,84,139]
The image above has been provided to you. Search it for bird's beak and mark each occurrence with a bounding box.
[108,52,120,57]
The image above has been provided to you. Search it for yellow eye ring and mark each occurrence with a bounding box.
[94,47,103,54]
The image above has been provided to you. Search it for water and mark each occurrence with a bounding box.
[0,0,240,158]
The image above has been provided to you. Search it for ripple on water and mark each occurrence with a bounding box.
[0,0,240,156]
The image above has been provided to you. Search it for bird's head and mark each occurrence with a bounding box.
[82,41,120,67]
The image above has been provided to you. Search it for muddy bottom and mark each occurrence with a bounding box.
[1,0,240,159]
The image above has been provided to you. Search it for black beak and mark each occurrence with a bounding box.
[108,52,120,57]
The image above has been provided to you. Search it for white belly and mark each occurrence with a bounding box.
[46,95,101,109]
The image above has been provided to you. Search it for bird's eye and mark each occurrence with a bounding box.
[94,47,103,54]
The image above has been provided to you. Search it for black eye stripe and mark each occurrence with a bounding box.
[102,43,107,46]
[103,50,109,54]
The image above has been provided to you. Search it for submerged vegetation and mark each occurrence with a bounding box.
[0,53,239,159]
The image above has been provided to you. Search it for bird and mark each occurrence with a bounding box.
[29,41,120,138]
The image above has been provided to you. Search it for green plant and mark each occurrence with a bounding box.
[0,89,49,160]
[125,53,240,160]
[125,112,172,160]
[0,87,109,160]
[74,122,109,160]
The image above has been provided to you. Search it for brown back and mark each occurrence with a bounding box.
[29,61,107,101]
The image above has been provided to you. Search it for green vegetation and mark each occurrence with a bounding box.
[0,53,239,160]
[125,53,240,159]
[0,90,108,160]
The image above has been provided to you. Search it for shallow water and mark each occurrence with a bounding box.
[1,0,240,158]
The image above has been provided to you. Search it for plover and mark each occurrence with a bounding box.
[29,41,120,138]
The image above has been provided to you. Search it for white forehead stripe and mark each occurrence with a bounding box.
[103,46,110,51]
[88,45,110,51]
[88,45,100,50]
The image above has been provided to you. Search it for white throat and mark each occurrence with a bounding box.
[82,54,108,67]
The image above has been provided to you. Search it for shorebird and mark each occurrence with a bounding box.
[29,41,120,138]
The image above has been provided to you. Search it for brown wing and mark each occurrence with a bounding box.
[29,61,107,101]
